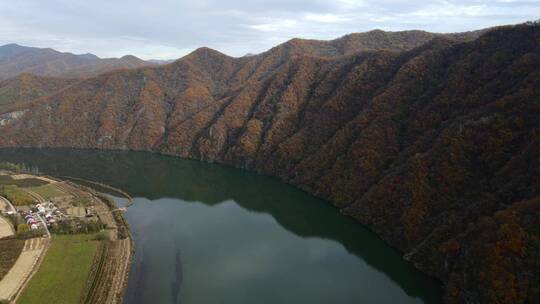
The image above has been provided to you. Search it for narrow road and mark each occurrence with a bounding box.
[62,177,133,207]
[36,214,51,238]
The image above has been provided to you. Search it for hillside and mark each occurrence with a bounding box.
[0,25,539,303]
[0,44,154,80]
[0,74,78,111]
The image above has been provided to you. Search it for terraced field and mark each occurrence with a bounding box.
[0,175,48,187]
[26,184,67,200]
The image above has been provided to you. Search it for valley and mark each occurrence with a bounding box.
[0,22,538,303]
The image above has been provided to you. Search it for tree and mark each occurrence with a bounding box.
[17,223,29,234]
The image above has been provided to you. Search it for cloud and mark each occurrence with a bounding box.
[411,2,487,18]
[304,13,352,23]
[249,19,298,32]
[0,0,538,60]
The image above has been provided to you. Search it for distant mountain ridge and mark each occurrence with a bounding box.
[0,43,154,80]
[0,29,473,110]
[0,24,539,304]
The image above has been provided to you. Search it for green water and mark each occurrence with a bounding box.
[0,148,441,304]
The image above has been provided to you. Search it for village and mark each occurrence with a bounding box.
[0,167,132,304]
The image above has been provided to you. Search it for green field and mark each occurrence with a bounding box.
[26,184,67,199]
[0,175,48,188]
[0,185,34,205]
[17,234,99,304]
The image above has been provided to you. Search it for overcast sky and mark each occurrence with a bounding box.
[0,0,538,60]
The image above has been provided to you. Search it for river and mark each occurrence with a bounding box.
[0,148,441,304]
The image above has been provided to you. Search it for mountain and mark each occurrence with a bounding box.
[0,44,154,80]
[1,24,539,303]
[0,74,78,112]
[266,29,485,57]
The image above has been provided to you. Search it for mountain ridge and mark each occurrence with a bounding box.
[0,43,154,80]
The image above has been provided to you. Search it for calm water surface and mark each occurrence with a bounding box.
[0,148,441,304]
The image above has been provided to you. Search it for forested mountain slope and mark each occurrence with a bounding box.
[0,24,538,303]
[0,74,78,112]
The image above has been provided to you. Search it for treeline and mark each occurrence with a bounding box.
[0,161,40,174]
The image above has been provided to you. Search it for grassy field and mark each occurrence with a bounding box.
[17,234,99,304]
[0,175,48,188]
[0,185,34,205]
[26,184,67,199]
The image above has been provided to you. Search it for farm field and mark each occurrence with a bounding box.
[0,185,34,205]
[17,234,99,304]
[0,175,48,188]
[26,184,67,200]
[0,238,25,280]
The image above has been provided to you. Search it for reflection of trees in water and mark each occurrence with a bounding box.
[171,250,183,303]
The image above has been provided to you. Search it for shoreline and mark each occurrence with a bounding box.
[66,181,133,304]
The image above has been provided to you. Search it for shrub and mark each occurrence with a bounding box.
[95,230,109,241]
[16,228,43,240]
[17,223,30,234]
[0,161,22,172]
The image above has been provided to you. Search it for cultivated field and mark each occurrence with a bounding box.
[17,234,99,304]
[0,238,47,301]
[26,184,67,200]
[0,175,48,188]
[0,185,33,205]
[0,238,25,280]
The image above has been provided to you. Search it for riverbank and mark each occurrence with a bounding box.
[77,186,133,304]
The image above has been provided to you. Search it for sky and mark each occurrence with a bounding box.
[0,0,539,60]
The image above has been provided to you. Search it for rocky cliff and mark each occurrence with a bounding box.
[0,25,539,303]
